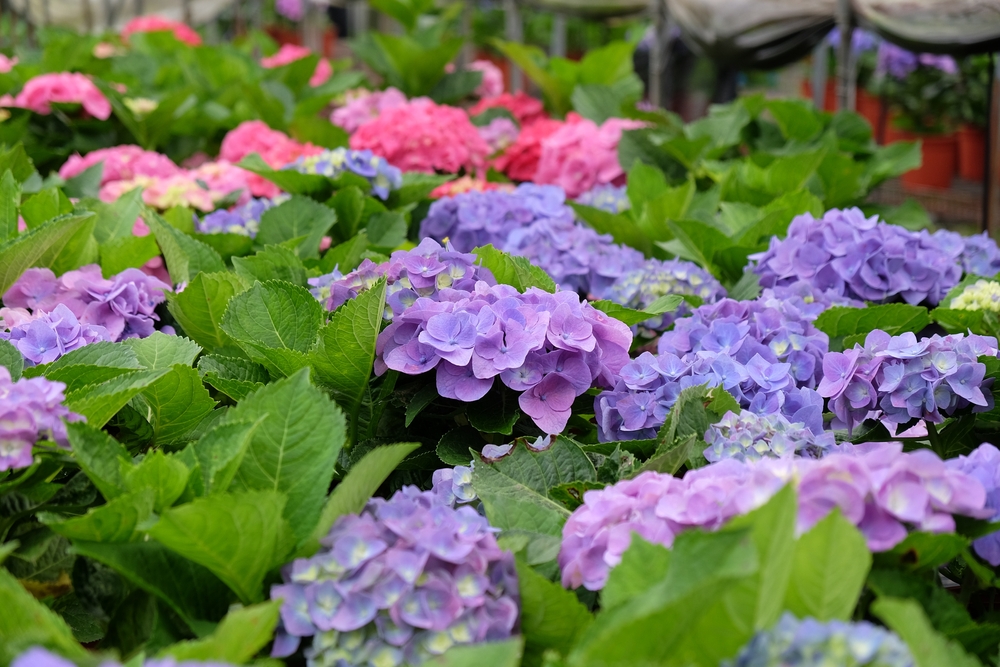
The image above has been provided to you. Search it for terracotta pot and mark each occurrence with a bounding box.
[801,79,838,112]
[957,124,985,182]
[856,89,883,136]
[265,26,337,57]
[895,130,957,190]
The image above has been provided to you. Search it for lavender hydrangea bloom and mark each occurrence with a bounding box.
[817,330,998,433]
[751,208,964,307]
[308,238,496,319]
[727,613,914,667]
[270,483,518,666]
[704,410,836,463]
[955,231,1000,277]
[0,367,82,472]
[1,304,111,365]
[377,281,633,434]
[876,42,958,79]
[12,647,242,667]
[575,184,630,214]
[477,117,519,153]
[558,442,991,591]
[606,258,726,331]
[197,197,277,237]
[826,27,880,53]
[947,444,1000,565]
[284,148,403,200]
[419,184,644,298]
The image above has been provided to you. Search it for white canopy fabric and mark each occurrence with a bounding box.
[852,0,1000,55]
[9,0,234,32]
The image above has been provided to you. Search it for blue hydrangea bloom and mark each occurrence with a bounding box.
[704,409,836,463]
[606,258,726,331]
[197,197,277,237]
[284,148,403,200]
[947,443,1000,565]
[575,183,630,213]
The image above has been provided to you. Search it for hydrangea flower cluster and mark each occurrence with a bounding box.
[283,148,403,200]
[330,88,409,134]
[575,184,630,213]
[818,330,997,433]
[760,280,865,321]
[1,72,111,120]
[704,409,836,463]
[3,264,168,348]
[477,117,520,154]
[121,15,202,46]
[309,238,496,317]
[491,118,565,182]
[13,646,238,667]
[0,54,18,73]
[0,367,82,472]
[1,304,112,365]
[275,0,304,20]
[658,295,832,389]
[376,279,632,434]
[947,444,1000,565]
[558,441,992,591]
[605,258,726,331]
[955,231,1000,277]
[467,60,505,98]
[261,44,332,87]
[197,197,277,237]
[219,120,323,198]
[350,99,491,175]
[429,177,513,200]
[469,92,547,127]
[751,208,963,306]
[533,117,645,198]
[270,482,518,666]
[875,42,957,79]
[950,280,1000,312]
[727,613,913,667]
[419,184,644,298]
[59,144,183,185]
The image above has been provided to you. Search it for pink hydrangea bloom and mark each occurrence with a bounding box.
[470,91,547,126]
[122,15,202,46]
[100,174,223,211]
[188,160,253,206]
[260,44,332,87]
[0,54,18,73]
[59,145,182,185]
[468,59,504,98]
[429,176,514,199]
[330,87,409,133]
[218,120,322,197]
[533,117,645,197]
[6,73,111,120]
[492,116,570,182]
[350,98,491,174]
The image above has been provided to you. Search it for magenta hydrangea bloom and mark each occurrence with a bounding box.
[559,442,992,591]
[270,482,518,666]
[817,330,998,433]
[419,184,644,299]
[0,367,82,472]
[946,444,1000,566]
[751,208,964,306]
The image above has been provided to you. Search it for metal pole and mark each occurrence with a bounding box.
[459,0,474,67]
[135,0,144,16]
[811,41,827,110]
[503,0,523,92]
[986,54,1000,237]
[550,12,566,58]
[648,0,670,109]
[835,0,854,111]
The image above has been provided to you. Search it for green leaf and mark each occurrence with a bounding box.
[0,565,90,664]
[64,368,170,428]
[466,387,521,436]
[167,271,249,355]
[365,211,408,250]
[223,369,346,543]
[72,539,233,633]
[137,365,217,446]
[473,244,557,293]
[193,232,255,263]
[310,278,386,422]
[0,338,23,381]
[144,208,225,285]
[99,234,161,275]
[0,210,98,294]
[198,355,268,402]
[814,304,930,348]
[570,203,652,257]
[601,536,672,611]
[306,442,420,554]
[783,509,871,621]
[20,187,73,229]
[429,638,525,667]
[874,532,970,572]
[123,450,192,512]
[146,490,296,604]
[41,490,156,543]
[91,187,144,243]
[766,99,824,141]
[326,189,366,242]
[0,169,21,242]
[66,422,131,500]
[588,296,684,327]
[388,172,454,209]
[35,340,141,376]
[236,154,334,199]
[430,69,484,105]
[124,332,201,370]
[62,161,104,199]
[516,558,593,667]
[191,419,264,497]
[256,195,337,259]
[232,244,308,286]
[873,597,983,667]
[157,600,281,663]
[663,218,732,275]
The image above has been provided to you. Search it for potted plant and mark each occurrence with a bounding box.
[803,28,880,118]
[956,54,990,182]
[873,41,960,190]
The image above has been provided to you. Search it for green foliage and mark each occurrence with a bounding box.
[815,304,931,351]
[474,245,557,293]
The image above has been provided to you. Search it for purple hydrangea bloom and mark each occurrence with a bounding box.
[477,117,519,153]
[750,208,964,306]
[946,443,1000,566]
[704,409,837,463]
[875,42,958,79]
[197,196,277,237]
[1,304,112,365]
[12,647,242,667]
[606,258,726,332]
[270,483,518,666]
[419,184,644,298]
[377,281,633,435]
[309,238,496,319]
[826,27,880,53]
[817,330,998,433]
[284,148,403,200]
[727,613,913,667]
[955,231,1000,277]
[0,367,82,472]
[558,442,991,591]
[575,184,630,214]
